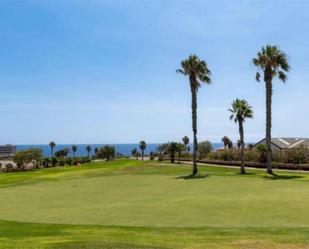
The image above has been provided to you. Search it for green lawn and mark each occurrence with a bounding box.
[1,159,309,248]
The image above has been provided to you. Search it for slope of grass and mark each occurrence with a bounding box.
[1,159,309,248]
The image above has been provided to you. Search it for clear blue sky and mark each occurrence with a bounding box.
[0,0,308,144]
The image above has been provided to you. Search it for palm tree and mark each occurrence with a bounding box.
[86,145,92,158]
[177,55,212,175]
[229,99,253,174]
[253,45,290,174]
[176,143,186,164]
[182,136,190,152]
[139,141,146,160]
[131,148,138,160]
[221,136,230,150]
[49,141,56,158]
[72,145,78,158]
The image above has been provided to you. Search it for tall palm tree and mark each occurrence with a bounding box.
[49,141,56,158]
[177,55,212,175]
[86,145,92,158]
[72,145,78,158]
[253,45,290,174]
[229,99,253,174]
[221,136,230,150]
[139,141,146,160]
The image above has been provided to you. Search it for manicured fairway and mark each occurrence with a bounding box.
[1,159,309,248]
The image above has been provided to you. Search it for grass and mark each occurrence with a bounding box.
[1,159,309,248]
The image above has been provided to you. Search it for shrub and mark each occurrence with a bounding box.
[51,157,58,167]
[150,151,155,160]
[197,141,212,159]
[73,157,81,165]
[58,158,66,166]
[13,148,42,170]
[5,163,14,172]
[66,157,73,165]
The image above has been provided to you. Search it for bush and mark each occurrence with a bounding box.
[51,157,58,167]
[13,148,43,170]
[73,157,81,165]
[66,157,73,165]
[5,163,14,172]
[58,158,66,166]
[197,141,212,159]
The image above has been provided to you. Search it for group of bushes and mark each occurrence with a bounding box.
[0,156,92,173]
[207,147,309,164]
[42,156,92,167]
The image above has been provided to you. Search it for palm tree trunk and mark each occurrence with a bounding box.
[142,150,144,160]
[265,79,273,174]
[51,148,53,158]
[178,151,181,164]
[190,80,198,175]
[239,121,245,174]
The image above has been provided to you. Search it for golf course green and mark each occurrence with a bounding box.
[1,159,309,248]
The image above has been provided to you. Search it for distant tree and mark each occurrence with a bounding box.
[156,144,166,161]
[256,144,267,163]
[167,142,178,163]
[176,143,186,164]
[182,136,190,152]
[149,151,155,160]
[228,140,233,149]
[177,55,212,175]
[237,140,241,150]
[94,147,98,157]
[97,145,116,161]
[55,148,69,158]
[139,141,147,160]
[221,136,230,150]
[131,148,138,160]
[253,45,290,174]
[86,145,92,158]
[13,148,42,170]
[72,145,77,157]
[49,141,56,158]
[229,98,254,174]
[197,141,212,159]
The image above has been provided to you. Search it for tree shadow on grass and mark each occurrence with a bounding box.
[235,172,257,176]
[263,173,304,180]
[175,174,209,180]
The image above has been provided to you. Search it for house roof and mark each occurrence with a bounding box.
[255,138,309,149]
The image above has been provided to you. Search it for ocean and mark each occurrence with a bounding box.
[16,143,223,157]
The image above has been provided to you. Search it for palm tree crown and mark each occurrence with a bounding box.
[86,145,92,157]
[253,45,290,83]
[177,55,211,89]
[49,141,56,148]
[139,141,146,150]
[229,99,253,123]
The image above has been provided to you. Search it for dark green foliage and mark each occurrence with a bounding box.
[86,145,92,158]
[51,157,58,167]
[72,145,78,157]
[197,141,212,159]
[66,157,73,165]
[97,146,116,161]
[13,148,43,170]
[139,141,147,160]
[58,157,66,166]
[149,151,155,160]
[55,148,69,158]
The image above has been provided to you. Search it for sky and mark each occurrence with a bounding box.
[0,0,308,144]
